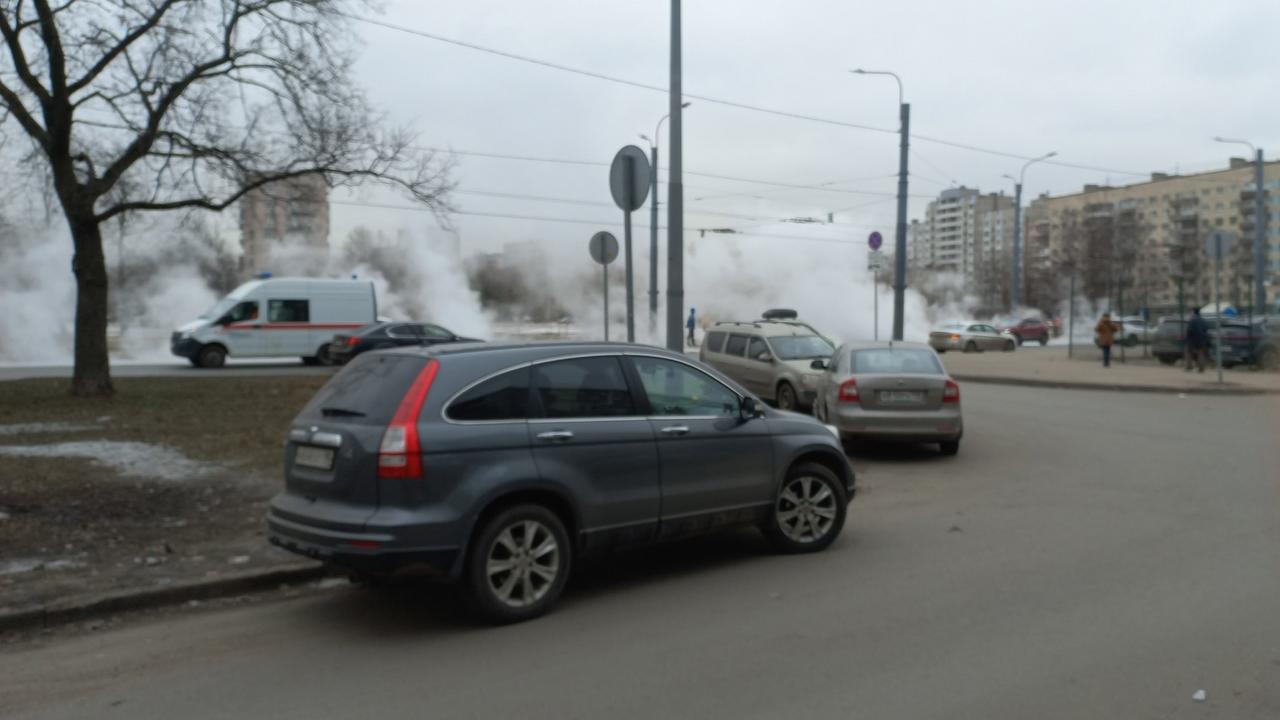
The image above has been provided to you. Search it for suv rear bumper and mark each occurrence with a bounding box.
[267,506,462,579]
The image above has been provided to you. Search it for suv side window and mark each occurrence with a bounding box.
[747,337,770,362]
[533,356,636,418]
[448,367,531,422]
[704,331,727,353]
[724,334,748,357]
[268,299,309,322]
[630,356,738,417]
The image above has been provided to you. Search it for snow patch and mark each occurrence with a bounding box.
[0,441,213,481]
[0,558,45,575]
[0,422,98,436]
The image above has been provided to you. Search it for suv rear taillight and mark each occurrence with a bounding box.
[378,359,439,479]
[838,378,859,403]
[943,379,960,403]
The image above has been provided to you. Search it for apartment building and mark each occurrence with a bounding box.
[238,173,330,276]
[1024,158,1279,312]
[907,187,1015,290]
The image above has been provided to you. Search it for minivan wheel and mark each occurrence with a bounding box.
[196,344,226,369]
[776,382,798,411]
[763,463,846,554]
[466,504,570,624]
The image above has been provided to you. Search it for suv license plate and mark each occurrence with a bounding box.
[295,445,335,470]
[879,390,924,404]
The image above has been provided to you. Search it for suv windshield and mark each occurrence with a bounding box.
[769,335,834,360]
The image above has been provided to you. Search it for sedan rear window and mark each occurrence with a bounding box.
[299,354,427,424]
[853,349,944,375]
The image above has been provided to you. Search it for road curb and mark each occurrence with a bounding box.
[951,373,1278,396]
[0,561,331,634]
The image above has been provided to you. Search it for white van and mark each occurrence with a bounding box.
[171,277,377,368]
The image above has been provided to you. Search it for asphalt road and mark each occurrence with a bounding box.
[3,385,1279,719]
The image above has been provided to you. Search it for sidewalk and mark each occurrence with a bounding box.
[941,345,1280,395]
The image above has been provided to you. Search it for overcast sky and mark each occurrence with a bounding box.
[320,0,1279,254]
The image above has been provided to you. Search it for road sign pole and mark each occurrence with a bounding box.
[874,276,879,341]
[624,156,635,343]
[1213,241,1223,384]
[604,262,610,342]
[589,231,621,343]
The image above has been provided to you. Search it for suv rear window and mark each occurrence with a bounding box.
[704,331,727,353]
[447,367,530,421]
[299,354,427,425]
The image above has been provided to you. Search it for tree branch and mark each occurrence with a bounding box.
[66,0,184,95]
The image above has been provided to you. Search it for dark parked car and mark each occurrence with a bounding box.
[1002,318,1050,346]
[327,322,480,364]
[1151,319,1187,365]
[268,342,855,622]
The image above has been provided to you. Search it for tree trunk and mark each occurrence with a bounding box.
[67,212,114,397]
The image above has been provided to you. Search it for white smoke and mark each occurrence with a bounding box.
[0,225,76,363]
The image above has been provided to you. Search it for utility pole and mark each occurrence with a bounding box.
[664,0,685,352]
[851,69,908,340]
[1005,151,1057,310]
[647,142,658,336]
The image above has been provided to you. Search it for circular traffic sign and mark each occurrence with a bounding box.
[868,231,883,250]
[609,145,652,212]
[589,231,619,265]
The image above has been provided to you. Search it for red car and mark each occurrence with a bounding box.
[1003,318,1050,346]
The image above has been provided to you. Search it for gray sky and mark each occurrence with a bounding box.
[328,0,1279,254]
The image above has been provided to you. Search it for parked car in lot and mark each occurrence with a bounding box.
[327,322,481,364]
[1151,318,1187,365]
[268,342,855,623]
[928,322,1016,353]
[1001,318,1050,346]
[699,319,835,411]
[812,342,962,454]
[1208,318,1274,368]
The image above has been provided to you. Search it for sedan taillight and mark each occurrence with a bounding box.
[943,379,960,403]
[838,378,859,403]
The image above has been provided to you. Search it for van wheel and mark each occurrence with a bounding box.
[466,504,570,624]
[196,344,226,369]
[776,382,798,411]
[762,463,846,553]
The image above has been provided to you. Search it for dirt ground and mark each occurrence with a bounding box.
[0,375,329,612]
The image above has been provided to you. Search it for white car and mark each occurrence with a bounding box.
[928,322,1017,353]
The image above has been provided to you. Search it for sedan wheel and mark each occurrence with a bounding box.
[763,463,846,553]
[1004,339,1016,352]
[964,341,978,353]
[467,505,570,623]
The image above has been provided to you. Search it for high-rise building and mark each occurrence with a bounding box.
[907,187,1015,293]
[238,173,330,276]
[1024,158,1279,312]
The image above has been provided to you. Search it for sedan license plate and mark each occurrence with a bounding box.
[295,445,334,470]
[879,390,924,405]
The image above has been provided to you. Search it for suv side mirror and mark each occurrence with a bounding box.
[740,396,765,419]
[810,358,828,370]
[757,351,773,363]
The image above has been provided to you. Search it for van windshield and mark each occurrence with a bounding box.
[199,297,239,320]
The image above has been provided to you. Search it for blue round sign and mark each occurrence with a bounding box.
[868,231,883,250]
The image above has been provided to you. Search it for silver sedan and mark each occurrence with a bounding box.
[812,341,963,455]
[928,322,1016,353]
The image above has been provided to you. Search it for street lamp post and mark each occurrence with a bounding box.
[852,69,908,341]
[665,0,685,352]
[1005,151,1057,309]
[1214,137,1267,313]
[640,102,690,340]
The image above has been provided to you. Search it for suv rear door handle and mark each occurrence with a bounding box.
[660,425,690,436]
[536,430,575,442]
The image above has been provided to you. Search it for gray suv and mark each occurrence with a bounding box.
[268,342,855,622]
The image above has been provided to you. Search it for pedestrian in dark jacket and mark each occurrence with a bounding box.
[1185,309,1209,373]
[686,308,697,347]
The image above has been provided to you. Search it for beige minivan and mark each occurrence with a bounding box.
[699,320,835,411]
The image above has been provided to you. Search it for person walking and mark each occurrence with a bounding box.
[686,308,697,347]
[1184,309,1209,373]
[1095,312,1121,368]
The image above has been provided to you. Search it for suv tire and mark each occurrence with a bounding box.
[196,344,226,369]
[466,504,571,624]
[776,381,798,411]
[1038,335,1048,346]
[762,463,846,554]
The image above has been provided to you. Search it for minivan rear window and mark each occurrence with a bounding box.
[299,354,427,425]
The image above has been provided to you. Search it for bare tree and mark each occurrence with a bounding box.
[0,1,452,395]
